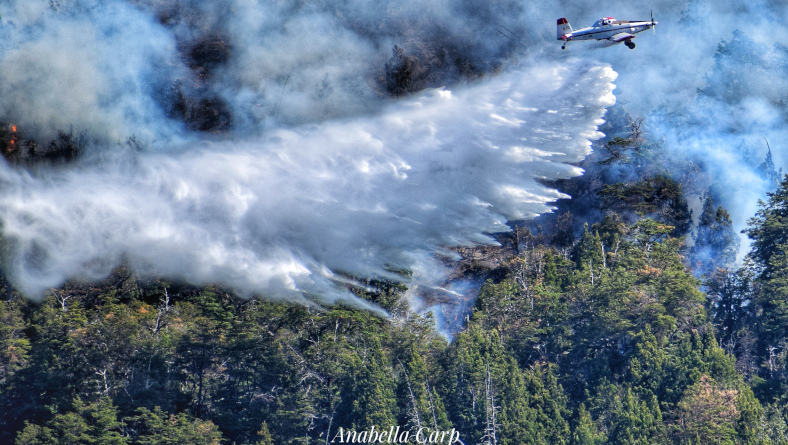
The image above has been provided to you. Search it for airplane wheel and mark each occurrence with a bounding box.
[626,41,636,49]
[562,46,566,50]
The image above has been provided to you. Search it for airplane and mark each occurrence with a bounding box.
[557,13,657,50]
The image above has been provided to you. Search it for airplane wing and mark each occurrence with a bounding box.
[609,32,635,42]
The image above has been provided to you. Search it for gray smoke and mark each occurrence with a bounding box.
[0,14,616,303]
[547,0,788,253]
[0,1,187,143]
[1,0,782,303]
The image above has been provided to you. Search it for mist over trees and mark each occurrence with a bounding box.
[3,117,788,444]
[2,1,788,445]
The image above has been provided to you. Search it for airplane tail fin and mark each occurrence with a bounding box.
[557,18,572,40]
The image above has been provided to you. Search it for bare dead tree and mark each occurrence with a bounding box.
[399,359,423,433]
[479,364,499,445]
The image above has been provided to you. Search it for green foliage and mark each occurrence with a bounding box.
[254,422,274,445]
[0,296,29,389]
[597,116,645,166]
[627,326,667,397]
[744,175,788,401]
[759,403,788,445]
[346,339,398,430]
[673,375,739,445]
[3,162,788,445]
[396,346,450,434]
[571,404,605,445]
[704,267,754,351]
[609,389,667,445]
[575,224,604,270]
[441,323,570,445]
[744,175,788,278]
[16,398,127,445]
[690,197,739,276]
[598,175,692,235]
[124,406,223,445]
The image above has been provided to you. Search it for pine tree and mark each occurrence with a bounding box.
[343,339,397,431]
[743,176,788,390]
[691,196,739,277]
[123,406,224,445]
[744,175,788,279]
[608,389,666,445]
[575,224,604,274]
[674,375,739,445]
[255,421,275,445]
[704,267,753,352]
[571,404,605,445]
[15,397,129,445]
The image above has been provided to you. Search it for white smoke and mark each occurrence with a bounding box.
[0,60,615,304]
[0,0,185,143]
[545,0,788,252]
[2,0,784,302]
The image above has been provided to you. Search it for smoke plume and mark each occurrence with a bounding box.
[0,0,617,303]
[544,0,788,254]
[2,0,785,303]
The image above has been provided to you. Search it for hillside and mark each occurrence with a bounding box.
[1,1,788,444]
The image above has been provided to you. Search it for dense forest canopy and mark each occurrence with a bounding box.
[2,118,788,444]
[0,0,788,444]
[4,160,788,444]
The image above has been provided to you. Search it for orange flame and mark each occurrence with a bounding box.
[8,124,17,153]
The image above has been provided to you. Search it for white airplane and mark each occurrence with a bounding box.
[557,13,657,50]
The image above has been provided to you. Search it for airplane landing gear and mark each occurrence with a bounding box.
[625,40,636,49]
[562,45,566,50]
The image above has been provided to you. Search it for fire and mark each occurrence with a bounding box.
[7,124,17,153]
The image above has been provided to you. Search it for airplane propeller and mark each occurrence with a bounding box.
[651,10,657,34]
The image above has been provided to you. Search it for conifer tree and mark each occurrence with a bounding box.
[608,389,666,445]
[744,175,788,390]
[704,267,753,352]
[344,339,397,431]
[744,175,788,279]
[16,398,129,445]
[757,141,781,186]
[575,224,604,274]
[691,196,739,277]
[123,406,223,445]
[674,375,739,445]
[571,404,605,445]
[397,347,451,435]
[255,421,275,445]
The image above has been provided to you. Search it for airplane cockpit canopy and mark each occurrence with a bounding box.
[595,17,616,26]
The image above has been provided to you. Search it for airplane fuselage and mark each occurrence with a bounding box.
[569,20,654,41]
[557,16,657,49]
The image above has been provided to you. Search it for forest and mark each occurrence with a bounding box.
[1,1,787,444]
[2,105,788,445]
